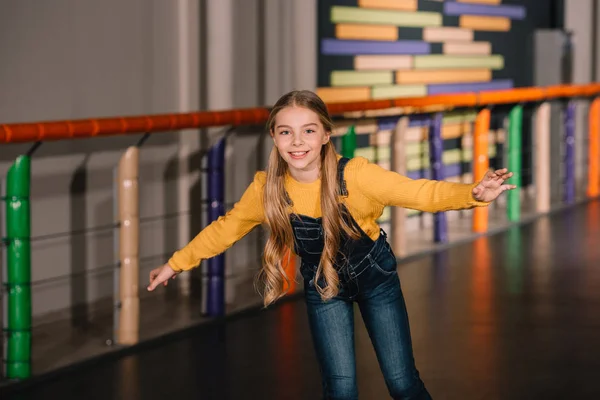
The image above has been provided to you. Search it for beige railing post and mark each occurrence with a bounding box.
[391,117,409,258]
[117,147,140,345]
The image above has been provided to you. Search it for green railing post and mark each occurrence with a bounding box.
[4,155,32,379]
[507,106,523,222]
[341,125,356,158]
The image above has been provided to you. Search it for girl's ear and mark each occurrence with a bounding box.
[323,131,331,144]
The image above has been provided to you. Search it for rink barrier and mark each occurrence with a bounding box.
[2,83,600,379]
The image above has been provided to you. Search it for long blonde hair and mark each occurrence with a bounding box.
[256,90,361,307]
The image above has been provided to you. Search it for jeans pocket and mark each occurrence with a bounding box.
[370,251,398,276]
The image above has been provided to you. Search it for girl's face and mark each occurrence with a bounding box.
[271,106,330,181]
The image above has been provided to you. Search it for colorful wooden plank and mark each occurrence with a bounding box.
[315,87,371,103]
[396,68,491,84]
[443,41,491,55]
[445,2,525,20]
[358,0,417,11]
[427,79,513,94]
[459,15,511,31]
[335,23,398,41]
[371,85,428,99]
[458,0,502,4]
[331,6,442,27]
[354,55,413,70]
[414,55,504,69]
[331,71,394,86]
[423,27,473,42]
[321,38,430,55]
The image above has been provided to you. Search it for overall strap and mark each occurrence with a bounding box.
[337,157,350,197]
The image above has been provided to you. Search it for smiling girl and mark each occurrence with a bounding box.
[148,90,515,399]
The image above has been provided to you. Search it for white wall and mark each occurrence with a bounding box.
[0,0,318,323]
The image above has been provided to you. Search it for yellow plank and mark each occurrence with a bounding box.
[460,15,511,31]
[396,69,491,84]
[354,55,413,70]
[443,41,491,55]
[336,23,398,41]
[316,87,371,103]
[457,0,501,4]
[358,0,417,11]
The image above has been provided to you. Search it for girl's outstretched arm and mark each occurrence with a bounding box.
[352,157,514,213]
[148,172,266,291]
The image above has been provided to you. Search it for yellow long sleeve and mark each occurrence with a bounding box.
[350,157,489,212]
[167,156,490,271]
[167,172,266,272]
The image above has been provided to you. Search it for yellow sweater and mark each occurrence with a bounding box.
[168,156,489,271]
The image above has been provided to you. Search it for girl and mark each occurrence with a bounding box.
[148,90,515,399]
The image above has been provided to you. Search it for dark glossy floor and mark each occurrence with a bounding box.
[3,201,600,400]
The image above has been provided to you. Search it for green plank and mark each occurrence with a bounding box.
[332,6,442,27]
[372,85,427,100]
[414,55,504,69]
[331,71,394,87]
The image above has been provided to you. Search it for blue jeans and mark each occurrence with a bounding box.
[301,235,432,400]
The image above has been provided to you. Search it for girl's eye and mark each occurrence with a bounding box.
[306,129,315,134]
[280,130,290,135]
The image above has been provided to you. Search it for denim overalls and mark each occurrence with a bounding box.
[289,157,432,400]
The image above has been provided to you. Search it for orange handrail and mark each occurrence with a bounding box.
[2,83,600,144]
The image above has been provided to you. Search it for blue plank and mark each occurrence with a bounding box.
[407,163,462,181]
[321,38,430,55]
[427,80,513,95]
[444,2,526,20]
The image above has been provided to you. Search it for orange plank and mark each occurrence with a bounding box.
[336,23,398,41]
[316,87,371,103]
[396,69,491,84]
[460,15,511,31]
[358,0,417,11]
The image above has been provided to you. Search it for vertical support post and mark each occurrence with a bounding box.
[4,156,32,379]
[473,108,491,233]
[117,147,140,345]
[391,117,408,257]
[535,102,551,212]
[507,105,523,222]
[206,137,226,316]
[341,125,356,158]
[282,249,296,295]
[588,98,600,197]
[564,101,576,204]
[429,113,447,243]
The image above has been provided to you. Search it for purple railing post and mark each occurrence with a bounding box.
[564,101,576,204]
[206,137,226,316]
[429,113,448,243]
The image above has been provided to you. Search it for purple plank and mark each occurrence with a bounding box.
[321,38,430,55]
[428,80,513,95]
[444,2,526,20]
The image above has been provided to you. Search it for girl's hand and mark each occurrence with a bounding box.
[472,168,516,202]
[147,263,179,291]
